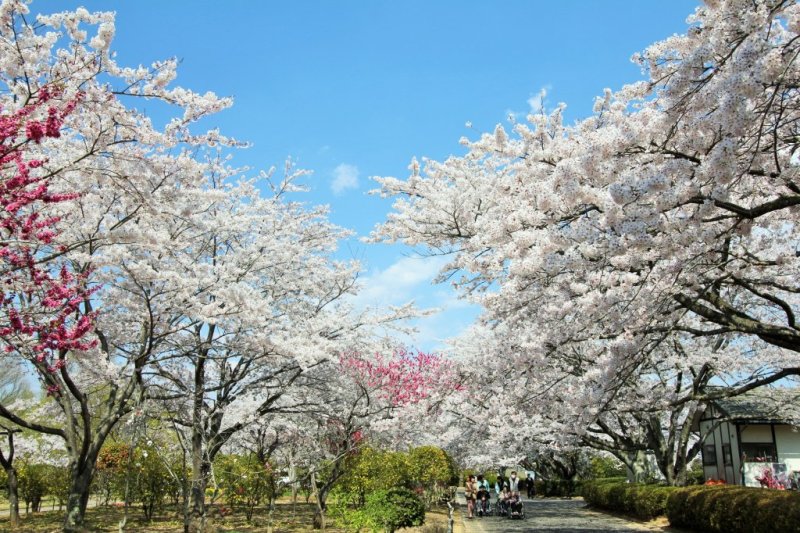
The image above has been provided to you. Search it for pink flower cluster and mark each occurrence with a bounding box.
[0,87,96,386]
[756,468,787,490]
[339,348,461,406]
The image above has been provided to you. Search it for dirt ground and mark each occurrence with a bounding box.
[0,497,458,532]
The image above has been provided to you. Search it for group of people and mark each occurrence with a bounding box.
[463,470,535,519]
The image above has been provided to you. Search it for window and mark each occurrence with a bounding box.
[722,444,732,466]
[740,443,778,463]
[703,444,718,466]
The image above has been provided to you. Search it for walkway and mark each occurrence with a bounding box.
[455,492,670,532]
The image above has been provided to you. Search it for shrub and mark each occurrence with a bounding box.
[666,485,800,532]
[131,443,180,521]
[534,478,582,497]
[588,456,626,479]
[581,478,679,520]
[336,447,411,504]
[407,446,457,508]
[362,488,425,533]
[17,462,50,512]
[215,453,276,521]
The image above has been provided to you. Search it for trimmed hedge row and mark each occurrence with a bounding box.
[666,485,800,533]
[534,479,583,497]
[581,477,679,520]
[583,478,800,532]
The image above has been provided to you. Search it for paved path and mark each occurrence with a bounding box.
[455,492,668,532]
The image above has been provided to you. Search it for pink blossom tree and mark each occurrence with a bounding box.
[295,348,459,529]
[0,85,94,526]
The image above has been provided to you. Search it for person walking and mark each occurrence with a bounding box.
[465,475,478,519]
[525,469,536,498]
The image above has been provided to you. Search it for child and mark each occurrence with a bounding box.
[476,474,490,516]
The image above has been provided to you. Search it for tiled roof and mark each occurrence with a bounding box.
[712,389,800,423]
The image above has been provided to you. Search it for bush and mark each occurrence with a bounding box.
[336,447,411,504]
[131,443,180,521]
[407,446,457,508]
[330,487,426,532]
[581,478,680,520]
[17,462,50,512]
[535,478,582,497]
[215,453,276,521]
[666,485,800,532]
[362,488,425,532]
[588,456,626,479]
[685,459,704,486]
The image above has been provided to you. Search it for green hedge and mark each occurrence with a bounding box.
[581,478,679,520]
[534,479,582,497]
[666,485,800,532]
[584,479,800,530]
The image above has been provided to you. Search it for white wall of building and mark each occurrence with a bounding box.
[776,425,800,473]
[740,425,773,443]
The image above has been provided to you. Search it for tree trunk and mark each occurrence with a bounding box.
[0,440,20,527]
[189,331,211,533]
[289,458,298,505]
[624,450,652,483]
[63,464,95,532]
[5,466,20,526]
[182,452,191,533]
[189,459,210,533]
[311,471,326,530]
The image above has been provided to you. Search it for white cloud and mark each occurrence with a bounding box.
[352,255,450,308]
[505,85,552,123]
[527,85,550,114]
[331,163,359,195]
[349,255,483,351]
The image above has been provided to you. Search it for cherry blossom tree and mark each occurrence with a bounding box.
[0,4,425,530]
[142,173,421,532]
[0,2,281,530]
[374,0,800,482]
[440,312,797,484]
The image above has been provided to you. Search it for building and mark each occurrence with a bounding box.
[697,390,800,487]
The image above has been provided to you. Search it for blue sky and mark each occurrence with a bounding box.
[52,0,699,350]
